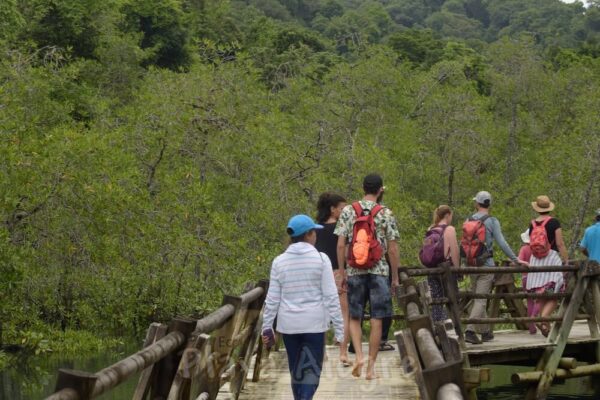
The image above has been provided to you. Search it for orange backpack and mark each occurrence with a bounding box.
[530,218,551,259]
[460,215,490,266]
[347,202,384,269]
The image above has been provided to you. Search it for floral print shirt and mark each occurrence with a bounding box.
[334,200,400,276]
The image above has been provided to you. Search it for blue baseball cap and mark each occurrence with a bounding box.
[286,214,323,238]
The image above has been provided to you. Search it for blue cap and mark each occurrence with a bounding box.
[286,214,323,238]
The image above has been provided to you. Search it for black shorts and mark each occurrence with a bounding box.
[347,274,392,319]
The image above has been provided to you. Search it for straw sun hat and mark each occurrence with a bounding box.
[531,195,555,213]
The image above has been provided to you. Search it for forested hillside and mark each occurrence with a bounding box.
[1,0,600,359]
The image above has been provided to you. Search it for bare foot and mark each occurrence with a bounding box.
[339,355,353,367]
[366,364,378,380]
[366,372,379,380]
[351,359,364,377]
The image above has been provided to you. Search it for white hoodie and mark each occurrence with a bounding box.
[262,242,344,342]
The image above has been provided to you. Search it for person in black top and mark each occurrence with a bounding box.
[316,193,346,269]
[527,195,568,337]
[528,195,568,262]
[315,192,350,365]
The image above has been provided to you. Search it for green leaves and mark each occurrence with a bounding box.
[1,0,600,357]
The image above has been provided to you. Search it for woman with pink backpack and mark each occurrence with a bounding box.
[525,195,569,337]
[419,205,460,322]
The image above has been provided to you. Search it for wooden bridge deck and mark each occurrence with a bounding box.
[217,344,418,400]
[453,320,600,366]
[217,322,600,400]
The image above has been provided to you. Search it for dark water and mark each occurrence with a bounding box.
[478,364,598,400]
[0,342,140,400]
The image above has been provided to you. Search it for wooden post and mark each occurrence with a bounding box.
[488,274,528,330]
[528,262,590,399]
[251,339,264,383]
[230,280,268,399]
[591,279,600,363]
[442,268,466,352]
[188,334,214,399]
[420,360,465,400]
[395,329,429,400]
[203,295,243,399]
[54,369,97,400]
[418,280,431,317]
[153,318,197,399]
[133,323,168,400]
[434,324,461,363]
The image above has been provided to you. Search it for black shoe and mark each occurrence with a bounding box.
[481,331,494,342]
[465,330,482,344]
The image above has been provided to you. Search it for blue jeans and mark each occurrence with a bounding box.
[282,332,325,400]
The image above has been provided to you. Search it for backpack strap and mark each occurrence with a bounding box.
[437,224,450,259]
[472,214,491,252]
[467,214,490,223]
[534,217,551,228]
[352,202,384,217]
[370,204,384,218]
[352,202,363,217]
[533,217,553,245]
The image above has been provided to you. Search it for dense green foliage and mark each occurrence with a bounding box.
[1,0,600,358]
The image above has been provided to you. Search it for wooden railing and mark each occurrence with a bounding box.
[402,264,584,331]
[395,261,600,400]
[44,280,269,400]
[395,269,467,400]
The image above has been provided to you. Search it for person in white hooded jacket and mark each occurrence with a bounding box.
[262,214,344,400]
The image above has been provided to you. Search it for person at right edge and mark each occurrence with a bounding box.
[581,208,600,263]
[463,191,526,345]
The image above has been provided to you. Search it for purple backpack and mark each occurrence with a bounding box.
[419,225,448,268]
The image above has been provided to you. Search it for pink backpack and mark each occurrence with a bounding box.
[530,218,551,259]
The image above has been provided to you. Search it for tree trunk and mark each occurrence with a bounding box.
[344,109,360,193]
[504,102,518,186]
[447,165,455,207]
[569,142,600,257]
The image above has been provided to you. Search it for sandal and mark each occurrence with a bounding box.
[379,341,395,351]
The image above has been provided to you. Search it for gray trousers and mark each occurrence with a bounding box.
[466,273,494,334]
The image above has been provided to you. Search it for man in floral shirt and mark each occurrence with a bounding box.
[335,173,400,380]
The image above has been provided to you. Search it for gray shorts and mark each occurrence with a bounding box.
[347,274,392,319]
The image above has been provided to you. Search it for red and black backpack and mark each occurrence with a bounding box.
[347,202,384,269]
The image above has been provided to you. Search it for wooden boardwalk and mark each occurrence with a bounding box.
[214,322,600,400]
[456,321,600,366]
[217,344,418,400]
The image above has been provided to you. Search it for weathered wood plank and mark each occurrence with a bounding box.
[591,279,600,363]
[512,363,600,384]
[133,323,168,400]
[533,268,590,399]
[217,344,418,400]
